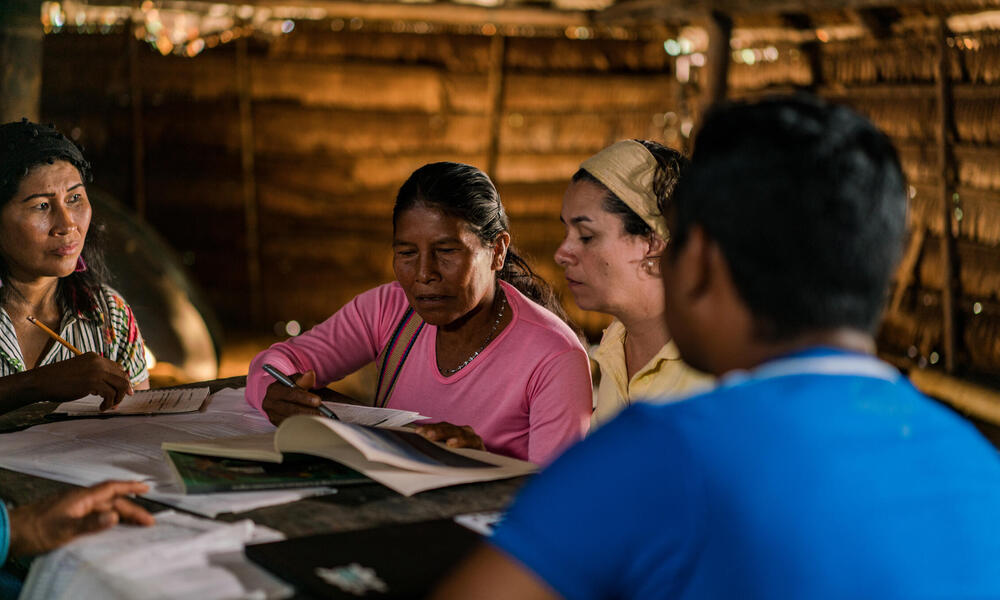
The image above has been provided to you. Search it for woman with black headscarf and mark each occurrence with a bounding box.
[0,119,149,413]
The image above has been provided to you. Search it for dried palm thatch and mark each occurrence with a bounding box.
[910,185,1000,246]
[881,301,1000,372]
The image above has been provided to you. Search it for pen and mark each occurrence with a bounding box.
[262,363,340,421]
[26,316,82,355]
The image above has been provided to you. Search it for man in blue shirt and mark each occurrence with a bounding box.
[432,96,1000,599]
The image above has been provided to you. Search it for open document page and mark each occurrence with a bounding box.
[20,510,291,600]
[0,388,336,517]
[54,387,211,416]
[163,415,537,496]
[323,402,425,427]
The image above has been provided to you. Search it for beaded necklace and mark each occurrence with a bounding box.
[441,287,507,375]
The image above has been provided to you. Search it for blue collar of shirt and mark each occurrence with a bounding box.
[719,346,901,390]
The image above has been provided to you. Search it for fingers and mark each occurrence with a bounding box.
[112,497,155,526]
[89,358,131,411]
[74,482,153,528]
[64,481,149,515]
[266,380,322,408]
[263,400,321,426]
[75,510,119,536]
[415,423,485,450]
[295,370,317,390]
[86,481,150,500]
[262,383,322,426]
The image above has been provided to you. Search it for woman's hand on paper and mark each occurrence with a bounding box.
[8,480,154,557]
[32,352,134,410]
[261,370,324,426]
[415,422,486,451]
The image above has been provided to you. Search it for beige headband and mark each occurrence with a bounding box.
[579,140,669,241]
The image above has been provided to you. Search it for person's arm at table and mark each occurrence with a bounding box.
[0,354,133,414]
[247,285,404,424]
[4,481,154,559]
[432,544,558,600]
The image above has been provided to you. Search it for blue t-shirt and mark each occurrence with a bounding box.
[492,349,1000,599]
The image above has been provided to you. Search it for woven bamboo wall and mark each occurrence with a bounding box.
[40,26,678,339]
[726,21,1000,377]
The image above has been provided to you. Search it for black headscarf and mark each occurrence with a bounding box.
[0,118,91,205]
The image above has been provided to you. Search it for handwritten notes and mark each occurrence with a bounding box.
[55,387,211,416]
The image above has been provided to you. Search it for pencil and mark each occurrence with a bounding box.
[26,315,82,356]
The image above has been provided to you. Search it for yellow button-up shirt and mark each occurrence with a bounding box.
[590,319,712,430]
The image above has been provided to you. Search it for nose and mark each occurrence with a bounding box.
[415,252,438,283]
[51,203,78,236]
[554,237,575,267]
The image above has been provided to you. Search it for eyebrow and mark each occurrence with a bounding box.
[393,236,464,246]
[20,182,84,203]
[560,215,593,225]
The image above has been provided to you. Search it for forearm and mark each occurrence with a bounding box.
[0,371,50,414]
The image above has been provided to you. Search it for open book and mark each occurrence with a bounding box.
[162,415,537,496]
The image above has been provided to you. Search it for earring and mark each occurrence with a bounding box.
[74,256,88,273]
[642,257,660,276]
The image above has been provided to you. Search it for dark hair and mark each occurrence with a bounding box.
[0,119,110,316]
[572,140,689,238]
[393,162,568,321]
[671,95,907,340]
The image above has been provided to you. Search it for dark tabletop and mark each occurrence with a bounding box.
[0,376,529,537]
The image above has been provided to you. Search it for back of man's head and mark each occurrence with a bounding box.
[671,95,907,340]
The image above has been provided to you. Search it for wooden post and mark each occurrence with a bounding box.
[485,33,507,180]
[127,16,146,219]
[0,0,43,122]
[236,34,262,325]
[703,10,733,111]
[935,16,959,374]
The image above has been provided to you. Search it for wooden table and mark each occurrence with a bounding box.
[0,377,528,593]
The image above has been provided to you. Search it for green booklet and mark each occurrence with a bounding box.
[165,450,371,494]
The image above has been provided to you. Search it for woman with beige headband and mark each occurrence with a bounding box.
[555,139,711,429]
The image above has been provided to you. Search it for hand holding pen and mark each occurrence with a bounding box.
[260,363,340,427]
[23,316,132,411]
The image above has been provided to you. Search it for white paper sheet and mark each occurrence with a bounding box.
[54,387,211,416]
[323,401,425,427]
[0,387,336,517]
[20,510,292,600]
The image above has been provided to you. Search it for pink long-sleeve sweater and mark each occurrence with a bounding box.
[246,280,592,464]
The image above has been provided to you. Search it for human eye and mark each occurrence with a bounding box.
[32,201,50,211]
[69,192,84,204]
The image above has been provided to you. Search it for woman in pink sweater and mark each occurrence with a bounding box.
[246,162,591,464]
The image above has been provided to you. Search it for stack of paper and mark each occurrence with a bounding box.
[0,388,337,517]
[20,510,292,600]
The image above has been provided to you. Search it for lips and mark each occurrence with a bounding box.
[51,243,80,256]
[414,294,452,304]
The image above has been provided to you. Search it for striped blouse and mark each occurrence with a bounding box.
[0,285,149,384]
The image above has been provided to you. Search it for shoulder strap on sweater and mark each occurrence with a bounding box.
[373,306,425,408]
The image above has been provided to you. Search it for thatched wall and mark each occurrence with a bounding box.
[725,19,1000,377]
[41,25,677,338]
[39,11,1000,380]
